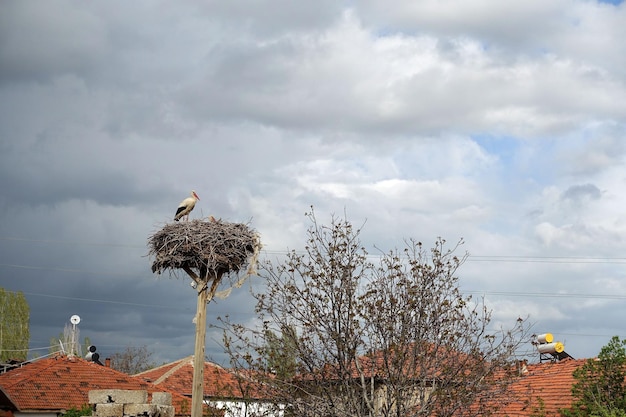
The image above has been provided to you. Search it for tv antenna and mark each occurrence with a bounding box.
[69,315,81,356]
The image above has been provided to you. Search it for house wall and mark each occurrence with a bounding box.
[89,390,175,417]
[372,384,432,415]
[298,379,432,416]
[208,400,284,417]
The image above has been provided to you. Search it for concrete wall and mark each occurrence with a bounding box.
[208,399,285,417]
[89,390,175,417]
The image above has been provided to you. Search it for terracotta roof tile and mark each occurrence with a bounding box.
[85,354,583,417]
[473,358,586,416]
[135,356,270,400]
[0,354,196,415]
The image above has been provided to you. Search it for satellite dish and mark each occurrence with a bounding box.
[70,315,81,325]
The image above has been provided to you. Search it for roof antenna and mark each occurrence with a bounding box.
[69,315,81,357]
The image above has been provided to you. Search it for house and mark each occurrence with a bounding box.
[134,356,283,417]
[290,343,494,416]
[342,353,586,416]
[291,344,586,417]
[0,354,214,417]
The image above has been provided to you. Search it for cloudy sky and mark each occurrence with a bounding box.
[1,0,625,367]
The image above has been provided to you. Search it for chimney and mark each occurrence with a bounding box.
[105,357,111,368]
[518,359,528,376]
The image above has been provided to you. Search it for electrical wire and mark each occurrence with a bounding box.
[1,345,57,352]
[464,290,626,300]
[2,235,625,354]
[0,263,141,277]
[0,236,143,249]
[4,235,626,264]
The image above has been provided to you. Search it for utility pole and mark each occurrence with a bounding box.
[189,270,222,417]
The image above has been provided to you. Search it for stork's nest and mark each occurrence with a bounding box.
[148,218,261,281]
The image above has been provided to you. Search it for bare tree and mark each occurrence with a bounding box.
[222,209,531,417]
[110,345,156,374]
[49,323,81,357]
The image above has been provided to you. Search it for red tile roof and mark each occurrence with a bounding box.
[135,356,270,400]
[0,354,197,415]
[294,348,585,417]
[473,358,586,416]
[347,344,585,416]
[108,354,585,417]
[297,342,480,383]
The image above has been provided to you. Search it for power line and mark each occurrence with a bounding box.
[2,265,626,303]
[1,253,625,281]
[470,255,626,260]
[465,290,626,300]
[0,263,144,277]
[3,235,626,264]
[467,255,626,264]
[0,236,144,249]
[559,332,620,338]
[1,345,56,353]
[263,250,626,264]
[1,289,246,316]
[18,291,190,310]
[4,286,625,310]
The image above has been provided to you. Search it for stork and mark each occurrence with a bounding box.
[174,190,200,221]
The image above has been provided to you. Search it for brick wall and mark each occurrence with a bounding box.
[89,389,175,417]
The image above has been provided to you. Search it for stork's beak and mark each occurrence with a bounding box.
[194,192,200,200]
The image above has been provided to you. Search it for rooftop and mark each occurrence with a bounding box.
[0,354,196,415]
[484,358,586,416]
[135,356,270,401]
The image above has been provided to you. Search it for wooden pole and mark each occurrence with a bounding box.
[190,272,223,417]
[191,280,208,417]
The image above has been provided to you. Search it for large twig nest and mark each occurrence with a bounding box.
[148,218,261,284]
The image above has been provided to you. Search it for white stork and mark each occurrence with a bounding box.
[174,190,200,221]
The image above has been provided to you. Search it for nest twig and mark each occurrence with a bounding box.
[148,218,261,283]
